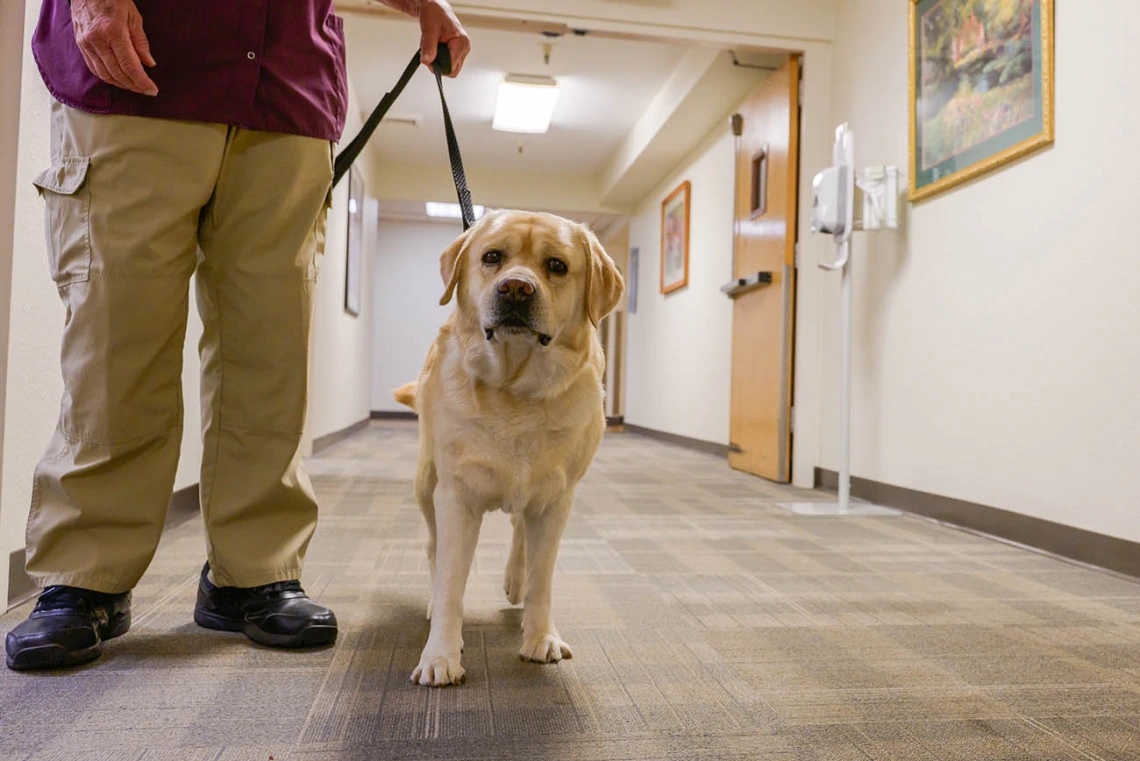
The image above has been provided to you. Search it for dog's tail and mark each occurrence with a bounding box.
[392,381,417,411]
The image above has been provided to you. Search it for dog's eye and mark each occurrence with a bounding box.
[482,250,503,266]
[547,258,568,275]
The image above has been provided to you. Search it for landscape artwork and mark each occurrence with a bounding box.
[909,0,1054,201]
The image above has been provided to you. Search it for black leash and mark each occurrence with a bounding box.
[332,44,476,231]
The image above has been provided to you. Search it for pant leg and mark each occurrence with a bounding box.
[25,102,227,593]
[195,129,332,588]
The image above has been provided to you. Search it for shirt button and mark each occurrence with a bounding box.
[247,51,257,60]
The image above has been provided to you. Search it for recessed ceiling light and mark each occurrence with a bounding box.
[493,74,559,134]
[425,202,486,220]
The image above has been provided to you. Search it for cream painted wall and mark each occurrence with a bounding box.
[817,0,1139,543]
[0,0,29,602]
[370,220,459,413]
[624,130,736,445]
[0,0,207,605]
[306,77,378,443]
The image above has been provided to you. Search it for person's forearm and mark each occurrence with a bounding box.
[374,0,424,17]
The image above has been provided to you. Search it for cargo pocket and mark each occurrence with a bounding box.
[32,157,92,286]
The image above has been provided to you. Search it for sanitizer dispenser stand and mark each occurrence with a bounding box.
[781,124,900,517]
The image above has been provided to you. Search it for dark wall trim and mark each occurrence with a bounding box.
[816,468,1140,580]
[7,549,36,610]
[623,424,729,458]
[165,484,200,529]
[370,410,417,422]
[313,418,371,454]
[8,484,203,610]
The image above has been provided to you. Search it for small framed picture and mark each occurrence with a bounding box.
[345,165,364,317]
[909,0,1054,202]
[660,180,690,294]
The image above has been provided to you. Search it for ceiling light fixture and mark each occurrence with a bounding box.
[492,74,560,134]
[425,202,486,220]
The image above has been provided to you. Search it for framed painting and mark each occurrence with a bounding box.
[345,164,364,317]
[660,180,690,294]
[909,0,1054,202]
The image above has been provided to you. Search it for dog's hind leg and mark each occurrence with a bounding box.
[503,513,527,607]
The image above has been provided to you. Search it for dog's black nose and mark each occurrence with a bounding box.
[496,277,535,303]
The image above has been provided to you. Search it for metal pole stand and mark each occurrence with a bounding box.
[780,124,899,518]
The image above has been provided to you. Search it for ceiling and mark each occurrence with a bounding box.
[344,17,688,176]
[340,6,782,221]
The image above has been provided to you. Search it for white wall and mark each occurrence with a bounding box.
[306,77,378,442]
[0,0,29,602]
[624,130,736,445]
[370,220,458,412]
[816,0,1139,543]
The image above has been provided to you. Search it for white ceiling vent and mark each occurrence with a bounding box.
[384,113,423,127]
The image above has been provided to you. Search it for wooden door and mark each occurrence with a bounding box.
[727,56,800,482]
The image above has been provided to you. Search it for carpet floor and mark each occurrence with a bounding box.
[2,422,1139,760]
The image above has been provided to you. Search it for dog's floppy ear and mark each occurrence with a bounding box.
[439,228,473,306]
[580,225,626,328]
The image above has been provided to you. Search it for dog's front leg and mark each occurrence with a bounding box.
[412,484,483,687]
[519,497,573,663]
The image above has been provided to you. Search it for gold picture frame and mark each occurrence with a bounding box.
[909,0,1054,203]
[660,180,690,294]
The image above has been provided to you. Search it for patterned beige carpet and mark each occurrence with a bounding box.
[2,422,1140,760]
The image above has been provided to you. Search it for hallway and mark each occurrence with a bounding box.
[2,424,1139,760]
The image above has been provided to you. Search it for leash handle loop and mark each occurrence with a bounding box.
[333,45,475,232]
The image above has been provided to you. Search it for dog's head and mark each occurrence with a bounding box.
[438,210,624,349]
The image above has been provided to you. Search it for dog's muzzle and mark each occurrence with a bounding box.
[485,276,552,346]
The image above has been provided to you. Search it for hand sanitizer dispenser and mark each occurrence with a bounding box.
[810,165,852,237]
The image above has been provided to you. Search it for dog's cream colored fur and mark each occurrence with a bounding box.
[394,209,624,687]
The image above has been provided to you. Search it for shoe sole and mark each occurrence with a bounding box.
[194,608,337,649]
[5,612,131,671]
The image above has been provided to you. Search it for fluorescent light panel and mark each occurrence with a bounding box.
[425,202,485,219]
[493,74,559,134]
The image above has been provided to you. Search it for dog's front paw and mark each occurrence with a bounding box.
[519,631,573,663]
[411,647,465,686]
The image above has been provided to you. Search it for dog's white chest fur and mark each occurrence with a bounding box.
[435,368,602,514]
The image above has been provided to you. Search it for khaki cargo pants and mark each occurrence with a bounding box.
[26,101,332,592]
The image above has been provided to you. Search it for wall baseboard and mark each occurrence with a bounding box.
[7,484,204,610]
[815,468,1140,580]
[622,424,729,458]
[7,549,36,610]
[370,410,417,421]
[165,484,199,529]
[312,418,371,454]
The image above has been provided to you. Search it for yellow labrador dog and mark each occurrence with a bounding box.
[393,209,624,687]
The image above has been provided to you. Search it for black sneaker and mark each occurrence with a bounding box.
[5,586,131,671]
[193,563,337,648]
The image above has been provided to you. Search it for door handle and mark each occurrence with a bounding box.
[721,271,773,298]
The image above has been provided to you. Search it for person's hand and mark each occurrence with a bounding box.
[71,0,158,96]
[418,0,470,77]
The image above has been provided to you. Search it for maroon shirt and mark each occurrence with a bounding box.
[32,0,349,142]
